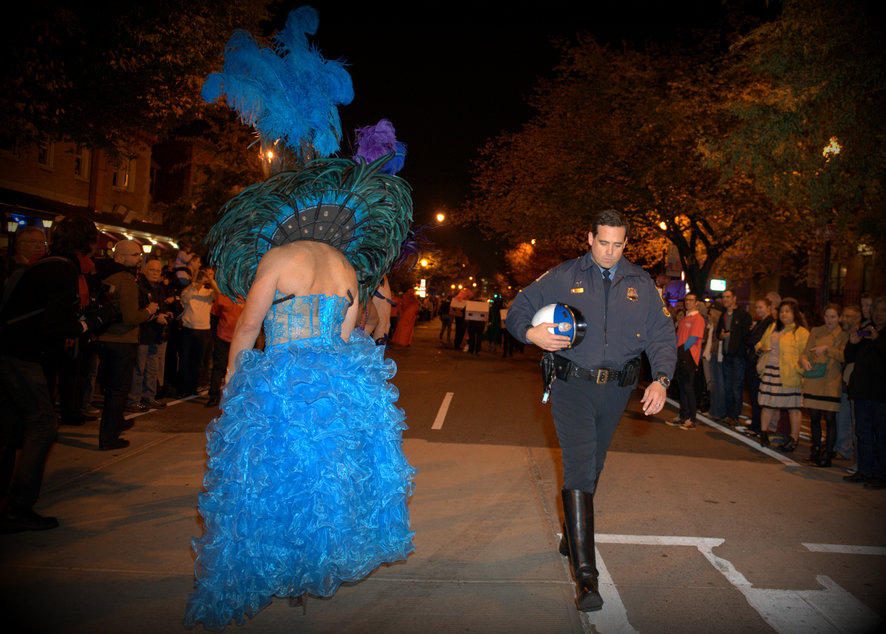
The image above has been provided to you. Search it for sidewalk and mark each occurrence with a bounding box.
[1,424,585,633]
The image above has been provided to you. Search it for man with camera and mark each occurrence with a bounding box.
[177,263,219,398]
[95,241,159,450]
[506,209,676,612]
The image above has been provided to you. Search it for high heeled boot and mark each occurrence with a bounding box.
[561,488,603,612]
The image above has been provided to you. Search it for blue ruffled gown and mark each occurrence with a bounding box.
[184,294,415,631]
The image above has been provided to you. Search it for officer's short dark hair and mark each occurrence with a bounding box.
[591,209,629,238]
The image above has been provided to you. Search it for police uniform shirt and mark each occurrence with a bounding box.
[506,250,676,379]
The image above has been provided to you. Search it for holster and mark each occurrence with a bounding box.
[618,357,641,387]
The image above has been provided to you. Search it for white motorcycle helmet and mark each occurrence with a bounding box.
[531,303,587,349]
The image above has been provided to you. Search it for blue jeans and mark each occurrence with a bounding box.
[707,355,726,418]
[722,354,746,420]
[129,342,165,405]
[854,399,886,480]
[0,356,58,508]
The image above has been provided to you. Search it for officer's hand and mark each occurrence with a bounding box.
[526,322,572,351]
[641,381,667,416]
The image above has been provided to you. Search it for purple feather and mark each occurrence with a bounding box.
[354,119,407,174]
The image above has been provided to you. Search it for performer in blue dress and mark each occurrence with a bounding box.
[184,242,415,631]
[184,8,416,630]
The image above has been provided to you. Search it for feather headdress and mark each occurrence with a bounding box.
[353,119,407,175]
[207,156,413,305]
[201,6,353,164]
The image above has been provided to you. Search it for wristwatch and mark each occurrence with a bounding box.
[656,375,671,389]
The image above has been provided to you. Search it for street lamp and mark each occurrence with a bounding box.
[436,212,445,223]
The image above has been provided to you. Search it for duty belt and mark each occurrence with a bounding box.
[569,365,623,384]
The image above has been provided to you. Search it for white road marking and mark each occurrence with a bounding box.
[431,392,454,430]
[803,543,886,556]
[595,534,883,633]
[664,396,801,467]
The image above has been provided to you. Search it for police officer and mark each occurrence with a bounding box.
[506,209,676,611]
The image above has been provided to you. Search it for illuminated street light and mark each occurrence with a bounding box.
[530,238,536,245]
[420,258,429,267]
[436,212,445,223]
[659,221,667,230]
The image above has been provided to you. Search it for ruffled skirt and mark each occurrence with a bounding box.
[184,332,415,631]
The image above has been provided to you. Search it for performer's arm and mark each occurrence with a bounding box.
[226,260,277,376]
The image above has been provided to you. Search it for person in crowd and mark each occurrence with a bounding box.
[438,293,452,343]
[391,287,420,347]
[715,288,752,427]
[701,299,725,418]
[800,303,848,467]
[177,265,219,397]
[450,288,472,350]
[158,264,184,397]
[743,297,775,438]
[127,258,173,412]
[835,304,862,471]
[668,292,705,430]
[483,294,504,354]
[859,296,873,327]
[173,242,196,288]
[206,293,244,408]
[843,296,886,489]
[96,240,159,450]
[756,298,810,452]
[0,216,97,531]
[2,226,47,281]
[506,209,675,612]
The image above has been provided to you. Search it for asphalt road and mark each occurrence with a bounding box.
[84,317,886,632]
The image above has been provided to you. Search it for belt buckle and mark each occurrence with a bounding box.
[596,369,609,384]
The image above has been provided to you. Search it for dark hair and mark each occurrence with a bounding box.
[50,215,98,255]
[775,298,805,331]
[591,209,629,238]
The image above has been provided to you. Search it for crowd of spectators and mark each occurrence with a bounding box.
[665,288,885,490]
[0,225,246,531]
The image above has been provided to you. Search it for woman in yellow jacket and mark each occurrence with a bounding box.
[755,298,810,452]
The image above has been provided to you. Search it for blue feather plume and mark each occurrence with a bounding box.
[201,6,353,162]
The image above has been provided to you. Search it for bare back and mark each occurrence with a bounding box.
[226,242,360,373]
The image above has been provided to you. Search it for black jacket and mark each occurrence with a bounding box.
[0,253,82,362]
[716,306,752,357]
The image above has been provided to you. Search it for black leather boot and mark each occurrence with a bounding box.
[806,444,821,463]
[561,488,603,611]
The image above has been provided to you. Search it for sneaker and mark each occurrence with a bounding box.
[142,399,166,409]
[845,464,858,475]
[125,403,149,413]
[679,420,696,430]
[666,417,683,427]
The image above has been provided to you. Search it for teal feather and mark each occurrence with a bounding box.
[206,156,412,305]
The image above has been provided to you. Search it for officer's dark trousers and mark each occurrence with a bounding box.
[550,377,634,493]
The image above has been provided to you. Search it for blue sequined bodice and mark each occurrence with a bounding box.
[263,293,350,347]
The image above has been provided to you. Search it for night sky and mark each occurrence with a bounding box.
[282,1,736,271]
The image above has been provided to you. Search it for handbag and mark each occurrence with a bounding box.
[803,362,827,379]
[756,353,768,378]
